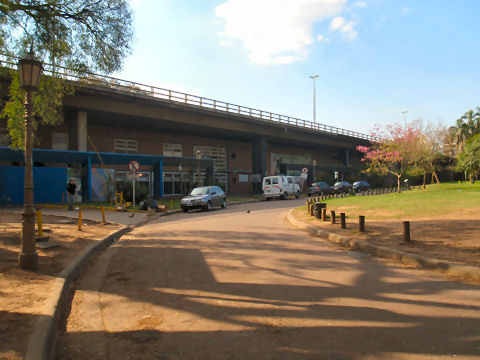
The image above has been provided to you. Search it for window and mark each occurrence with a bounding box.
[272,177,278,185]
[114,138,138,153]
[193,145,227,171]
[163,143,182,157]
[265,178,271,185]
[52,132,68,150]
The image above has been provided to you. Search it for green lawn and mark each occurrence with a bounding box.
[307,182,480,220]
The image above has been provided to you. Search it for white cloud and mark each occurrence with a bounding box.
[354,1,367,7]
[329,16,345,31]
[214,0,348,65]
[219,40,233,47]
[329,16,357,40]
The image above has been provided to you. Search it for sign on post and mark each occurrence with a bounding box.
[128,161,140,207]
[129,160,140,174]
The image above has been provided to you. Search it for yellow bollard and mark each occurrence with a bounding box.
[78,208,82,231]
[101,206,106,224]
[36,209,43,237]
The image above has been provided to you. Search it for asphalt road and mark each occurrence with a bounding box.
[56,198,480,360]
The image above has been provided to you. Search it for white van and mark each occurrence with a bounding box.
[262,175,301,200]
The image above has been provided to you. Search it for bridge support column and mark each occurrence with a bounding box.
[345,148,350,167]
[252,137,267,193]
[77,110,88,152]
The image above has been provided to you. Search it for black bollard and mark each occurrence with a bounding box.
[359,215,365,232]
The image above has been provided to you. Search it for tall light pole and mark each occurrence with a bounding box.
[309,74,319,123]
[17,50,43,271]
[402,110,408,128]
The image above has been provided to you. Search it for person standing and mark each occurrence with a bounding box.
[67,178,76,210]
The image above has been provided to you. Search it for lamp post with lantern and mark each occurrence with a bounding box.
[17,50,43,271]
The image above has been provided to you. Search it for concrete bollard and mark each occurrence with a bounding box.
[340,213,346,229]
[359,215,365,232]
[402,221,410,243]
[330,210,336,224]
[310,203,315,216]
[101,206,106,224]
[322,208,327,221]
[306,200,310,213]
[78,208,82,231]
[36,209,43,237]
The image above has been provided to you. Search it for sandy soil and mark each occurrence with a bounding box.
[0,210,122,360]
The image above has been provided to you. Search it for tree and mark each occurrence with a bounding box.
[457,134,480,183]
[357,124,420,192]
[0,0,133,147]
[449,108,480,155]
[413,119,449,188]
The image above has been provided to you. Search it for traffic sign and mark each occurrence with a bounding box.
[129,160,140,173]
[302,167,308,174]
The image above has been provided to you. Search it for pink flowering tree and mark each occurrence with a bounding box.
[357,124,421,192]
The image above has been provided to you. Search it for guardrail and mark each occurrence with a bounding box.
[0,53,374,141]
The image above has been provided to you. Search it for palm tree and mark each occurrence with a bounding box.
[449,109,480,155]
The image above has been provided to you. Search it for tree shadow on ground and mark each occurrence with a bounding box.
[55,224,480,360]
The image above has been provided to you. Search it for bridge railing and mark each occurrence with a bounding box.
[0,53,374,141]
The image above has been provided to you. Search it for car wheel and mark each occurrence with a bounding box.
[266,197,271,201]
[295,191,300,199]
[204,201,211,211]
[182,208,188,213]
[221,199,226,208]
[282,192,288,200]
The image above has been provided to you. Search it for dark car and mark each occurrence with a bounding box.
[353,180,370,192]
[180,186,226,212]
[333,181,353,194]
[308,182,333,196]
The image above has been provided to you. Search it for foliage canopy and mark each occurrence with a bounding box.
[0,0,133,148]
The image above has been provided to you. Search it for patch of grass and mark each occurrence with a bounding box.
[306,182,480,220]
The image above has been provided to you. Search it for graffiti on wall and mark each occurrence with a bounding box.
[91,168,114,201]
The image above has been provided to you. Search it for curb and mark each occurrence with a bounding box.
[286,209,480,282]
[25,226,132,360]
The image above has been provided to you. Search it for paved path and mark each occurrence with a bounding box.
[40,207,154,226]
[56,199,480,360]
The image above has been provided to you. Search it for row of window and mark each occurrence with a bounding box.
[50,134,227,169]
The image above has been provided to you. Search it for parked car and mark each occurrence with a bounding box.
[308,182,333,196]
[180,186,226,212]
[353,180,370,193]
[262,175,301,200]
[333,181,353,194]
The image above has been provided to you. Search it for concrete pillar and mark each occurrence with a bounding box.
[344,148,350,166]
[77,110,87,152]
[252,137,267,193]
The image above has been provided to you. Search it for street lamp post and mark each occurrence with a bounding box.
[17,51,43,271]
[309,74,319,124]
[402,110,408,128]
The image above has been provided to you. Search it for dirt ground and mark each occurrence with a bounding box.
[0,210,122,360]
[292,207,480,279]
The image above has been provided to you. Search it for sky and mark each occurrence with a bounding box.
[114,0,480,135]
